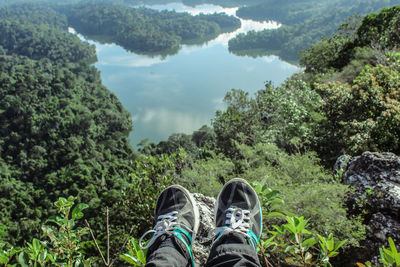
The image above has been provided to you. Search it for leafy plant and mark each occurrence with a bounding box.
[120,238,147,267]
[0,242,21,266]
[317,233,347,265]
[18,238,54,267]
[16,196,92,267]
[262,215,347,266]
[252,180,286,218]
[278,216,316,265]
[41,196,91,266]
[380,237,400,266]
[357,237,400,267]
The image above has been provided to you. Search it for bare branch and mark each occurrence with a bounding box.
[107,207,110,265]
[85,219,108,266]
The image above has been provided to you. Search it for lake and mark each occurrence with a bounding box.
[76,3,300,147]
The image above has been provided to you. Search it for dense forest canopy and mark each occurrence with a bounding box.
[0,20,97,63]
[0,0,264,8]
[0,3,68,29]
[229,0,400,61]
[61,3,241,54]
[0,2,135,247]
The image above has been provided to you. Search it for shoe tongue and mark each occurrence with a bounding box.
[156,188,187,217]
[229,183,250,209]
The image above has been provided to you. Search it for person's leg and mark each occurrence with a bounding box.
[205,178,263,267]
[140,185,199,267]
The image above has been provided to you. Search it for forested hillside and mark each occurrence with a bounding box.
[0,3,135,250]
[0,3,68,29]
[0,21,96,63]
[0,2,400,266]
[229,0,400,61]
[61,3,241,53]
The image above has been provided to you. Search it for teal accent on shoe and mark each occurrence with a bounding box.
[214,226,228,241]
[173,227,192,244]
[258,203,263,241]
[173,228,195,267]
[248,230,259,250]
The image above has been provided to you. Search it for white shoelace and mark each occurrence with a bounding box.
[139,211,179,249]
[210,207,252,241]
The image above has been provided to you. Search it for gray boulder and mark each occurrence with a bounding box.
[336,152,400,263]
[192,193,215,266]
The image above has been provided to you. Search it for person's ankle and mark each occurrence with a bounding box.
[147,234,192,262]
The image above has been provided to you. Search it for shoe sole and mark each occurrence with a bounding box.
[214,178,262,236]
[162,184,200,240]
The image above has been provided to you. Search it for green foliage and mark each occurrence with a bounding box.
[259,214,347,266]
[317,233,347,263]
[120,238,147,267]
[20,238,54,266]
[212,79,322,156]
[0,3,134,247]
[252,180,286,218]
[178,151,235,196]
[10,196,93,267]
[356,5,400,49]
[259,79,323,153]
[139,125,216,161]
[229,0,399,61]
[0,54,134,245]
[379,237,400,267]
[114,150,185,237]
[41,196,90,266]
[301,5,400,80]
[0,242,21,265]
[63,3,240,54]
[0,20,97,63]
[236,0,324,24]
[0,3,68,29]
[357,237,400,267]
[212,89,266,158]
[1,1,400,265]
[237,144,365,247]
[253,184,348,265]
[315,55,400,160]
[300,33,355,74]
[191,125,216,149]
[143,133,198,157]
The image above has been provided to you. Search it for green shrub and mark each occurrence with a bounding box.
[316,53,400,160]
[178,151,235,196]
[238,143,365,248]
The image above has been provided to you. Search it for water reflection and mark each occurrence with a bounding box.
[139,2,280,48]
[137,3,238,16]
[137,107,210,136]
[71,3,281,68]
[69,5,299,147]
[93,44,168,67]
[92,42,299,146]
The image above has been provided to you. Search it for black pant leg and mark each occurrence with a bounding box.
[205,232,262,267]
[146,235,189,267]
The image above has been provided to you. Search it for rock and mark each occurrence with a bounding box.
[343,152,400,216]
[339,152,400,264]
[192,193,215,266]
[368,213,400,244]
[333,154,352,178]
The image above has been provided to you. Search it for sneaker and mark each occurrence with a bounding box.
[212,178,262,249]
[140,185,199,266]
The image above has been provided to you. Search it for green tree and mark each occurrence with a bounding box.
[316,53,400,160]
